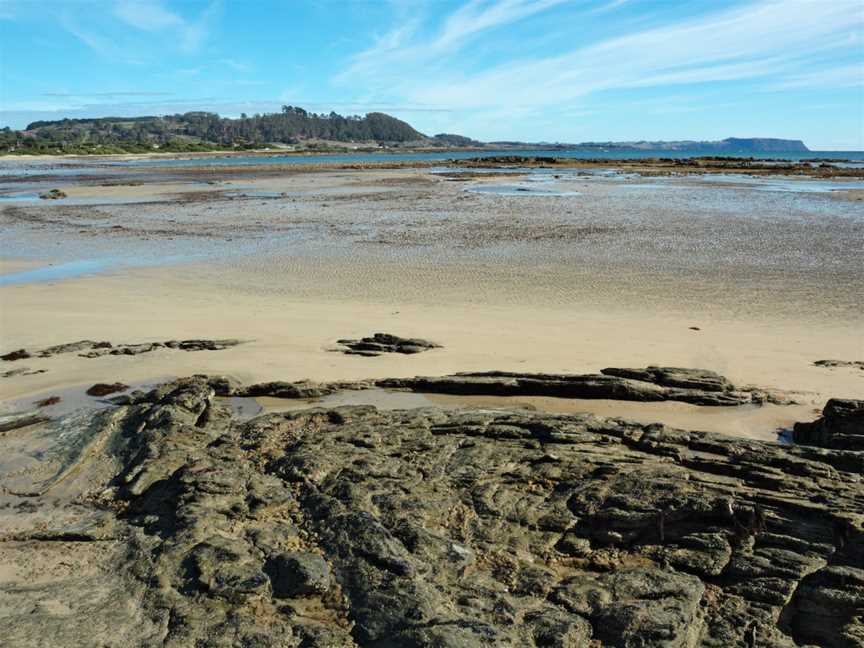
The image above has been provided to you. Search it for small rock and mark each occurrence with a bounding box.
[86,382,129,397]
[1,349,31,361]
[336,333,441,356]
[33,395,61,408]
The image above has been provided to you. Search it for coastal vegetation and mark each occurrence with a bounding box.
[0,107,809,156]
[0,107,480,155]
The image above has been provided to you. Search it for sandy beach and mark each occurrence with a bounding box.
[4,3,864,644]
[1,160,862,441]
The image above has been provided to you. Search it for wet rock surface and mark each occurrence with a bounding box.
[214,367,791,409]
[2,375,862,647]
[0,338,244,361]
[794,399,864,451]
[336,333,441,356]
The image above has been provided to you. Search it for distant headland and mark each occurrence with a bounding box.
[0,107,808,155]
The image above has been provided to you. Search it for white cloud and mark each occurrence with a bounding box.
[341,0,569,81]
[769,62,864,90]
[57,0,219,60]
[339,0,864,111]
[221,58,250,72]
[113,1,183,31]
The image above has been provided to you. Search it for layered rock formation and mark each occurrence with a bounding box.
[377,367,787,406]
[214,366,790,408]
[0,338,244,362]
[2,376,862,647]
[794,399,864,451]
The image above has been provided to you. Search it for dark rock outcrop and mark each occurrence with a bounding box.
[336,333,441,357]
[814,360,864,371]
[1,338,244,363]
[794,399,864,451]
[377,368,780,406]
[2,375,862,647]
[1,349,31,361]
[229,378,373,399]
[600,365,734,392]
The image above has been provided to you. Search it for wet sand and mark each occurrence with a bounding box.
[1,162,862,440]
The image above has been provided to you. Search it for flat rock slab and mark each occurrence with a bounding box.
[0,338,245,362]
[377,367,786,406]
[2,375,862,647]
[336,332,441,356]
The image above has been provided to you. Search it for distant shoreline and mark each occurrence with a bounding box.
[1,147,862,165]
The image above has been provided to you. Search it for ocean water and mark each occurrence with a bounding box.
[107,148,864,168]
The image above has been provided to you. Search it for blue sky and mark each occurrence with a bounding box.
[1,0,862,149]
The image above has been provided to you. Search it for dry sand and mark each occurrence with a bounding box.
[1,259,860,439]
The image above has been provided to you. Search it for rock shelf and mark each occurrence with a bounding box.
[1,376,861,646]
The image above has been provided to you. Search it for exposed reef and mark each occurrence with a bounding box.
[335,333,441,357]
[1,375,862,647]
[455,156,864,178]
[0,338,244,362]
[376,367,791,406]
[213,366,792,407]
[815,360,864,371]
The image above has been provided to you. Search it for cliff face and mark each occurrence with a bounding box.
[717,138,810,153]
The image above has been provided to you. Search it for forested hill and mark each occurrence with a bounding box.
[2,107,480,154]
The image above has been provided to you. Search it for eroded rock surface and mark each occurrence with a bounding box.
[378,367,786,406]
[0,338,244,362]
[2,376,862,647]
[794,399,864,451]
[336,333,441,356]
[219,367,789,409]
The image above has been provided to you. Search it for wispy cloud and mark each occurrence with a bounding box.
[769,62,864,90]
[341,0,570,81]
[113,1,183,31]
[57,0,220,61]
[339,0,864,111]
[221,58,250,72]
